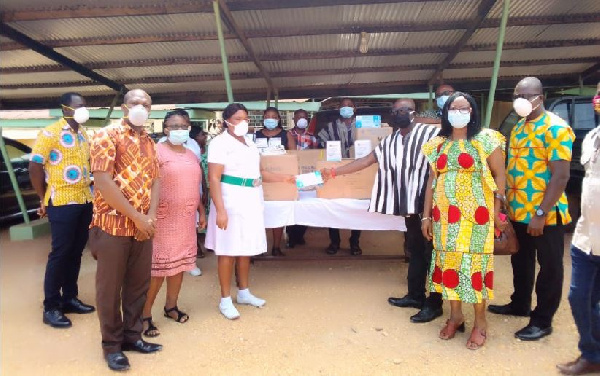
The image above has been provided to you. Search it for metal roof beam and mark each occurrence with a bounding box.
[428,0,497,85]
[0,1,448,22]
[0,22,125,92]
[581,62,600,80]
[5,57,600,89]
[3,39,600,75]
[3,13,599,51]
[216,0,274,92]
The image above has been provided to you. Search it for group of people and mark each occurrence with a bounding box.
[29,78,600,374]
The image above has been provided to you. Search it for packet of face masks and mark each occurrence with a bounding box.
[295,171,324,191]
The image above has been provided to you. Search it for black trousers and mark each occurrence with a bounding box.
[286,225,307,244]
[44,202,93,310]
[510,220,565,327]
[404,215,442,308]
[329,228,361,246]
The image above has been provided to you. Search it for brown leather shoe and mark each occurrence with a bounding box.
[557,357,600,375]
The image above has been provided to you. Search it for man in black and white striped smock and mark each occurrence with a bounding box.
[321,98,443,323]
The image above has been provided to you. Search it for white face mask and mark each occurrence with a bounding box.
[296,118,308,129]
[168,129,189,145]
[513,97,538,117]
[73,107,90,124]
[127,105,149,127]
[448,110,470,129]
[228,120,249,137]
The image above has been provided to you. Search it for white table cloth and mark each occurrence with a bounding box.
[264,191,406,231]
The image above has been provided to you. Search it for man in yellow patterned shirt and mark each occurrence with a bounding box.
[489,77,575,342]
[29,92,95,329]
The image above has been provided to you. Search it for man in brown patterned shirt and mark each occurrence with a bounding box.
[89,89,162,371]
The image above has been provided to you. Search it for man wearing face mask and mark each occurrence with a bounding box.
[89,89,162,371]
[489,77,575,342]
[556,82,600,375]
[321,98,442,322]
[317,98,362,255]
[418,84,455,123]
[29,92,95,329]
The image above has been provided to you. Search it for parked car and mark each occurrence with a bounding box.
[498,96,598,229]
[0,137,39,223]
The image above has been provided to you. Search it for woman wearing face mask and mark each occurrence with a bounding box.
[255,107,296,256]
[142,110,206,337]
[420,92,507,350]
[206,103,296,320]
[255,107,297,151]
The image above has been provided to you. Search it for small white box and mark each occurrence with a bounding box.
[354,139,372,159]
[295,171,324,190]
[355,115,381,128]
[326,141,342,162]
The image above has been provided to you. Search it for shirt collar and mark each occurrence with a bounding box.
[121,118,148,137]
[59,118,84,134]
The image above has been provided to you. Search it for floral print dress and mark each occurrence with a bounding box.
[422,128,504,303]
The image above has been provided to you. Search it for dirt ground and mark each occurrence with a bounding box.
[1,227,579,376]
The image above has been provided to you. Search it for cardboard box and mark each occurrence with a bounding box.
[355,115,381,128]
[260,154,299,201]
[316,160,378,199]
[356,127,393,149]
[288,149,325,175]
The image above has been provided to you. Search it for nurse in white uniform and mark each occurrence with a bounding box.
[206,103,295,319]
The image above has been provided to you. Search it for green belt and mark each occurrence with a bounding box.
[221,174,262,187]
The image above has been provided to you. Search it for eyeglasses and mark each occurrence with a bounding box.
[512,93,541,101]
[448,107,471,114]
[391,107,414,115]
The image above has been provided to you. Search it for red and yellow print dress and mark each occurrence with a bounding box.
[422,128,505,303]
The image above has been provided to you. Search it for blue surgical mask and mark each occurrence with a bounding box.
[340,106,354,119]
[436,95,449,109]
[263,118,278,130]
[168,129,189,145]
[447,110,470,129]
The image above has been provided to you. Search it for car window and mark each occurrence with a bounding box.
[552,102,571,125]
[573,101,597,130]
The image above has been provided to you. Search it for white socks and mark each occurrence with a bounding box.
[236,289,266,308]
[219,290,266,320]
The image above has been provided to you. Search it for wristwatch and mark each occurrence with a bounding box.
[535,208,547,217]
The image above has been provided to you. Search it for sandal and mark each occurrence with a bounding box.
[439,319,465,340]
[142,317,160,338]
[163,306,189,323]
[466,327,487,350]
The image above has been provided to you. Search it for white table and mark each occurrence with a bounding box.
[263,191,406,231]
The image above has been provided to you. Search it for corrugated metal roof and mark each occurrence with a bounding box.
[487,0,600,18]
[443,63,595,79]
[274,70,433,88]
[468,24,600,45]
[0,50,58,68]
[453,46,600,64]
[96,62,259,81]
[0,0,165,10]
[235,0,479,31]
[0,71,92,85]
[7,13,219,41]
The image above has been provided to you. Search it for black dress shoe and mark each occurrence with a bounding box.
[326,243,339,255]
[63,298,95,314]
[557,356,600,375]
[105,351,130,371]
[515,325,553,341]
[488,303,530,317]
[43,309,72,328]
[350,244,362,256]
[122,339,163,354]
[410,306,443,323]
[388,295,424,309]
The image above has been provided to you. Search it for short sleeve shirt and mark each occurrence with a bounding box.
[507,111,575,225]
[89,120,159,236]
[30,118,93,206]
[208,131,260,179]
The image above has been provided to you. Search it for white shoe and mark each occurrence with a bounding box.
[219,301,240,320]
[236,292,266,308]
[188,267,202,277]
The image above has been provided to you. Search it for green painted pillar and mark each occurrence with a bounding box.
[484,0,510,128]
[213,1,234,102]
[428,84,434,110]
